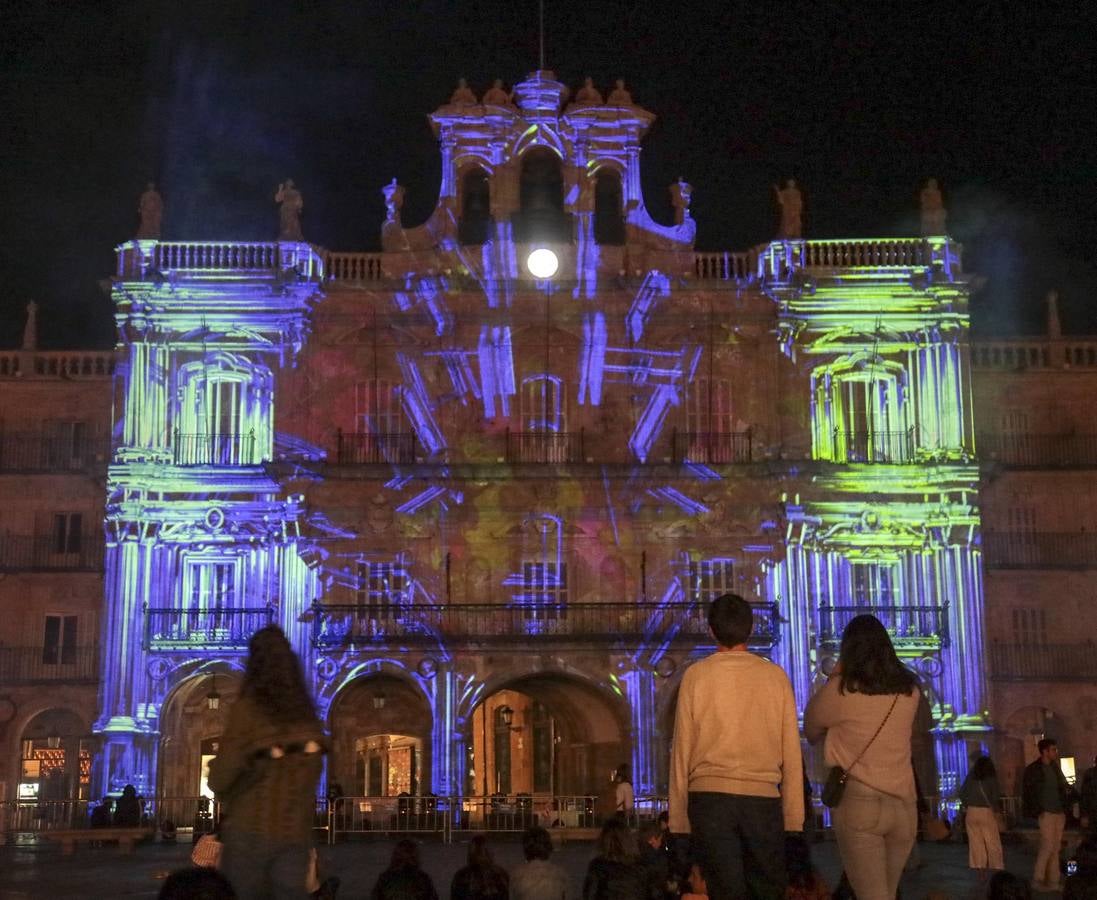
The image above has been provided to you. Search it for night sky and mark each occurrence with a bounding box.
[3,1,1094,348]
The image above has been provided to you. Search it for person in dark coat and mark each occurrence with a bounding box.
[113,784,141,828]
[372,839,439,900]
[583,818,646,900]
[451,834,509,900]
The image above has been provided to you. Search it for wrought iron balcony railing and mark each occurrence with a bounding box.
[312,601,779,650]
[978,433,1097,467]
[672,430,753,464]
[504,430,584,464]
[173,431,259,466]
[145,607,276,650]
[816,604,949,652]
[336,431,417,465]
[0,645,99,683]
[0,535,105,572]
[835,429,917,464]
[982,532,1097,568]
[0,433,110,472]
[989,642,1097,680]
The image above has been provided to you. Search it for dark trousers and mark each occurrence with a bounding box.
[687,792,787,900]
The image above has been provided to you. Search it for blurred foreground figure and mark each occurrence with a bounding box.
[209,626,328,900]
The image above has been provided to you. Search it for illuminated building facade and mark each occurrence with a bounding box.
[9,70,1089,810]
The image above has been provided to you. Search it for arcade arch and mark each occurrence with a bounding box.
[17,707,91,803]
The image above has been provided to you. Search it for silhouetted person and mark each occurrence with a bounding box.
[451,834,509,900]
[113,784,141,828]
[583,817,645,899]
[158,866,237,900]
[510,825,568,900]
[372,838,439,900]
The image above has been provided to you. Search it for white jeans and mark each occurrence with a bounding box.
[965,806,1003,870]
[1035,811,1066,886]
[833,779,917,900]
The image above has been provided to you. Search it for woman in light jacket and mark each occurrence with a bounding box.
[804,614,922,900]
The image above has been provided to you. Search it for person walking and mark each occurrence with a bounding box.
[1080,755,1097,836]
[582,817,646,900]
[451,835,509,900]
[669,593,804,898]
[804,614,924,900]
[371,839,439,900]
[208,626,328,900]
[615,765,635,823]
[1023,737,1071,893]
[959,755,1005,879]
[510,825,568,900]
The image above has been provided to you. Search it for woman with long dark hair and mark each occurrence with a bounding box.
[959,754,1005,878]
[804,614,923,900]
[582,817,645,900]
[209,626,328,900]
[450,834,509,900]
[372,838,439,900]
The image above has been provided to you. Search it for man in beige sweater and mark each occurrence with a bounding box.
[670,593,804,898]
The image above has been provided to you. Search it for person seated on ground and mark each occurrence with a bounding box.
[583,817,645,900]
[637,821,673,900]
[986,871,1032,900]
[89,796,112,829]
[1065,836,1097,900]
[158,867,237,900]
[371,838,439,900]
[680,864,708,900]
[510,824,568,900]
[160,819,177,843]
[451,834,509,900]
[113,783,141,828]
[784,832,830,900]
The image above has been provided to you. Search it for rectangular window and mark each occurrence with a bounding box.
[188,562,235,613]
[45,421,90,468]
[43,615,77,665]
[1011,607,1047,645]
[521,561,568,619]
[850,564,897,606]
[356,561,407,620]
[52,513,83,554]
[355,380,402,433]
[690,558,735,606]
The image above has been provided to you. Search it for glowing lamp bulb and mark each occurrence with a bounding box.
[526,248,559,279]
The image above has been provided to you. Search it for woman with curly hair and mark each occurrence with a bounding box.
[209,625,328,900]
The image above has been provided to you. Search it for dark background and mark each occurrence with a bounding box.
[3,1,1094,348]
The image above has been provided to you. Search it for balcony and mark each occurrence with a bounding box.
[982,532,1097,569]
[173,432,259,466]
[0,645,98,683]
[0,535,104,572]
[816,604,949,653]
[0,433,110,472]
[117,240,324,283]
[989,642,1097,681]
[145,607,276,650]
[672,430,753,464]
[835,429,917,464]
[311,601,779,650]
[505,430,584,464]
[336,431,417,465]
[979,433,1097,467]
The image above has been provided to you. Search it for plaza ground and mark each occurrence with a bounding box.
[0,830,1080,899]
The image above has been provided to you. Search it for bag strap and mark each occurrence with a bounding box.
[845,694,900,777]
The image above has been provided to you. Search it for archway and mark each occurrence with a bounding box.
[513,148,570,244]
[1000,705,1072,795]
[466,672,629,803]
[459,167,492,245]
[158,668,242,800]
[593,169,625,245]
[18,708,91,803]
[328,674,432,796]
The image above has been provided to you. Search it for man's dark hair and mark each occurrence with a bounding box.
[522,824,553,861]
[637,820,663,848]
[158,868,236,900]
[708,593,753,647]
[986,870,1032,900]
[1038,738,1058,754]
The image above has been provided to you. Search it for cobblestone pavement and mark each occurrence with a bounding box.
[0,831,1079,899]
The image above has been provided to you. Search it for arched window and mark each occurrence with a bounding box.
[593,169,625,245]
[175,354,272,465]
[458,167,492,245]
[513,148,570,243]
[811,355,911,463]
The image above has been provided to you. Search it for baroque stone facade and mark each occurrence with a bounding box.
[1,71,1092,816]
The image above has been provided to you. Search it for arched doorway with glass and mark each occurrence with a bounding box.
[465,672,630,821]
[327,673,432,798]
[17,708,93,808]
[157,667,242,803]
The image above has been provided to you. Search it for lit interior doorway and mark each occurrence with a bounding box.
[158,669,239,799]
[18,708,91,802]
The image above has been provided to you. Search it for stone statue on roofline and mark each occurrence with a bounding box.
[670,176,693,225]
[22,301,38,351]
[382,178,406,224]
[606,78,633,105]
[483,79,511,106]
[136,182,163,239]
[275,179,304,241]
[450,77,477,105]
[774,178,803,239]
[920,177,947,235]
[574,76,603,106]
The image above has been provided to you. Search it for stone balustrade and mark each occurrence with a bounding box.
[972,338,1097,370]
[115,240,324,281]
[0,351,116,379]
[693,251,753,282]
[325,251,386,283]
